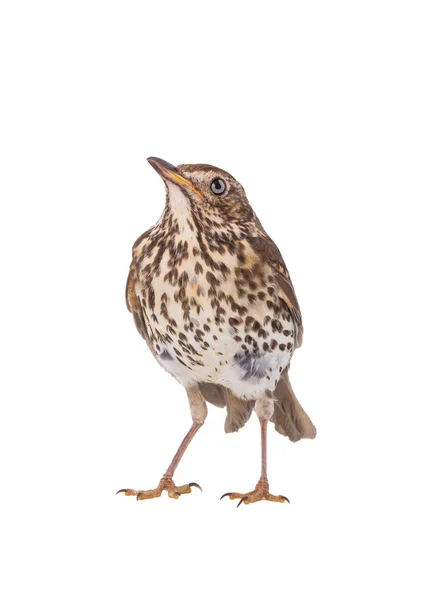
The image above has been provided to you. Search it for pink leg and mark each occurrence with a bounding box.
[220,417,290,506]
[163,422,202,478]
[117,421,203,501]
[260,418,268,481]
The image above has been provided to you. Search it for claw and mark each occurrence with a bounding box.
[118,480,201,502]
[188,482,202,492]
[281,495,290,504]
[237,496,248,507]
[220,492,232,500]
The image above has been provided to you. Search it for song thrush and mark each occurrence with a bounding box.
[117,157,316,506]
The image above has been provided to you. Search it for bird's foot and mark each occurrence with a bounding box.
[220,476,289,507]
[116,476,202,501]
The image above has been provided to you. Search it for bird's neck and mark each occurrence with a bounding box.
[162,183,260,246]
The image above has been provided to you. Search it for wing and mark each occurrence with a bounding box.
[126,261,154,354]
[249,235,303,348]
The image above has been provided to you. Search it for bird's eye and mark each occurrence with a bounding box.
[210,178,226,195]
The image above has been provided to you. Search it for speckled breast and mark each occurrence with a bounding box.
[134,231,296,399]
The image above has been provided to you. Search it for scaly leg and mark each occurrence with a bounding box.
[221,408,290,507]
[117,387,206,501]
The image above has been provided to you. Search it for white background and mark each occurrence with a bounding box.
[1,1,441,598]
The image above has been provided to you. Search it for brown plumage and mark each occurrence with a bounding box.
[117,157,316,505]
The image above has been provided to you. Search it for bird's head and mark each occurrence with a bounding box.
[147,157,255,232]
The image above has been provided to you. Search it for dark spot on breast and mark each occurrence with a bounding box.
[218,262,230,275]
[206,272,219,286]
[271,320,283,333]
[148,287,155,310]
[178,272,189,287]
[245,316,254,328]
[229,317,241,329]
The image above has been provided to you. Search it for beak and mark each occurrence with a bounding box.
[147,157,202,197]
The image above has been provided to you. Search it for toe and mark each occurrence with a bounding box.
[188,482,202,492]
[220,492,244,501]
[116,488,138,496]
[136,489,162,500]
[266,493,290,503]
[237,496,249,507]
[166,489,181,499]
[174,482,202,495]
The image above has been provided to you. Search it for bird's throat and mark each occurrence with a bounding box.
[166,182,196,238]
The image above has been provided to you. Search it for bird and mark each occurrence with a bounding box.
[117,157,316,506]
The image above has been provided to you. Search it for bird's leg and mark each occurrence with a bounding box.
[221,394,290,506]
[117,387,206,501]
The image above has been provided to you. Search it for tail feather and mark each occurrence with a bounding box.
[198,383,254,433]
[271,368,316,442]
